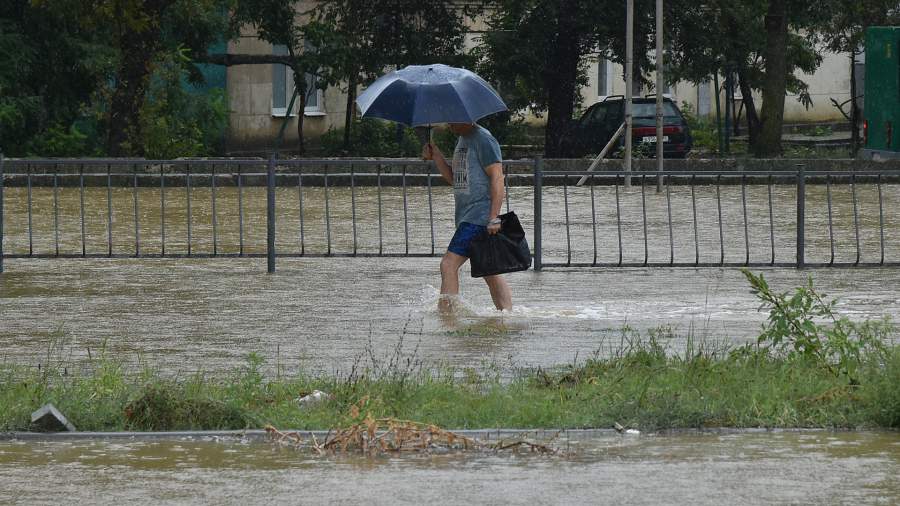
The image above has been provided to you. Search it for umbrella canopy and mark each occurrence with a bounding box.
[356,64,507,127]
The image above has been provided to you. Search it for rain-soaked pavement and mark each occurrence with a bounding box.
[0,430,897,505]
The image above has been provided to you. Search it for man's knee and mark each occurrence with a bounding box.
[483,274,504,286]
[440,254,464,275]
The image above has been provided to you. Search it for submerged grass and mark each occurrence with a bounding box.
[1,336,898,432]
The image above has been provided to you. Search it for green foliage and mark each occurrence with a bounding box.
[815,0,900,54]
[862,347,900,427]
[124,383,253,430]
[679,102,719,154]
[667,0,827,156]
[809,125,834,137]
[137,53,229,158]
[26,123,90,157]
[309,0,470,87]
[307,0,471,150]
[320,118,420,157]
[0,3,113,155]
[32,0,232,155]
[742,269,890,383]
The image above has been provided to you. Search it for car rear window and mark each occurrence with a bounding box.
[632,102,681,119]
[582,103,616,124]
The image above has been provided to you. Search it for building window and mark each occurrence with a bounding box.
[272,44,324,117]
[697,80,711,117]
[598,58,611,98]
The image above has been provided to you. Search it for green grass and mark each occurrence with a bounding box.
[2,337,898,432]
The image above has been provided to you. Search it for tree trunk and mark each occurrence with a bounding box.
[107,26,161,155]
[732,77,741,136]
[296,84,307,155]
[106,0,172,156]
[344,72,357,151]
[850,50,860,154]
[737,67,762,148]
[754,5,789,157]
[543,4,581,158]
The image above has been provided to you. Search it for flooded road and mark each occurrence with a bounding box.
[0,431,897,505]
[1,184,899,373]
[1,258,899,374]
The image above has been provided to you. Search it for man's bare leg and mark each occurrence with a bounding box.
[484,274,512,310]
[439,251,469,313]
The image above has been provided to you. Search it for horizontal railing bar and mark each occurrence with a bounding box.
[6,159,900,174]
[539,262,900,268]
[5,253,444,259]
[0,158,538,167]
[541,169,900,177]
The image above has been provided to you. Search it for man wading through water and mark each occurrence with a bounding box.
[422,122,513,313]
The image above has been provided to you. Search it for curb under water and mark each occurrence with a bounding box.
[0,427,868,442]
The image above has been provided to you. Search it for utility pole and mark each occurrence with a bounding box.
[655,0,664,193]
[625,0,634,188]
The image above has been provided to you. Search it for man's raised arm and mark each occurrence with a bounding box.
[422,143,453,185]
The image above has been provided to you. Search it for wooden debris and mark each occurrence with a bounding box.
[266,417,561,456]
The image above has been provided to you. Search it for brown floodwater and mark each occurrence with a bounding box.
[1,184,898,374]
[0,431,897,505]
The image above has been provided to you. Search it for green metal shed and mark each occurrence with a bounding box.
[862,26,900,159]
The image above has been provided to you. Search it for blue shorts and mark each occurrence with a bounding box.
[447,222,486,257]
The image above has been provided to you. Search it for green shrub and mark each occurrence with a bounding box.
[320,118,421,157]
[862,348,900,427]
[320,114,535,158]
[26,123,90,157]
[124,383,252,430]
[680,102,719,154]
[138,53,229,159]
[742,269,890,383]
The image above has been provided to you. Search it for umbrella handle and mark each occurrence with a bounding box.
[414,125,433,147]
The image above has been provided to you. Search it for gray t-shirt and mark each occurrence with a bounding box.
[451,125,502,226]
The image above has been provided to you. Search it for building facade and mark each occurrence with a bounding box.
[223,14,856,152]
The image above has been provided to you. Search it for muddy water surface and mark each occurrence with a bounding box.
[2,259,900,374]
[0,431,897,505]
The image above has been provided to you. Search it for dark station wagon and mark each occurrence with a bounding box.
[568,96,693,158]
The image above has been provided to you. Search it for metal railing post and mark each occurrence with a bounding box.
[533,156,543,271]
[267,154,276,273]
[796,164,805,268]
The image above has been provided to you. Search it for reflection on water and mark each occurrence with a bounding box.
[0,431,897,505]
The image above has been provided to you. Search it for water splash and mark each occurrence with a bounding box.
[416,285,611,321]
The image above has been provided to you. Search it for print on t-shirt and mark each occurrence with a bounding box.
[452,146,469,193]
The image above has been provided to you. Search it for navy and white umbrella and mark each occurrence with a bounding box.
[356,64,507,127]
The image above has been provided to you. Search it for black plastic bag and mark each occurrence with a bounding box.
[469,211,532,278]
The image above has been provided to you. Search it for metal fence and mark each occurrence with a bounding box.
[537,165,900,269]
[1,156,899,272]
